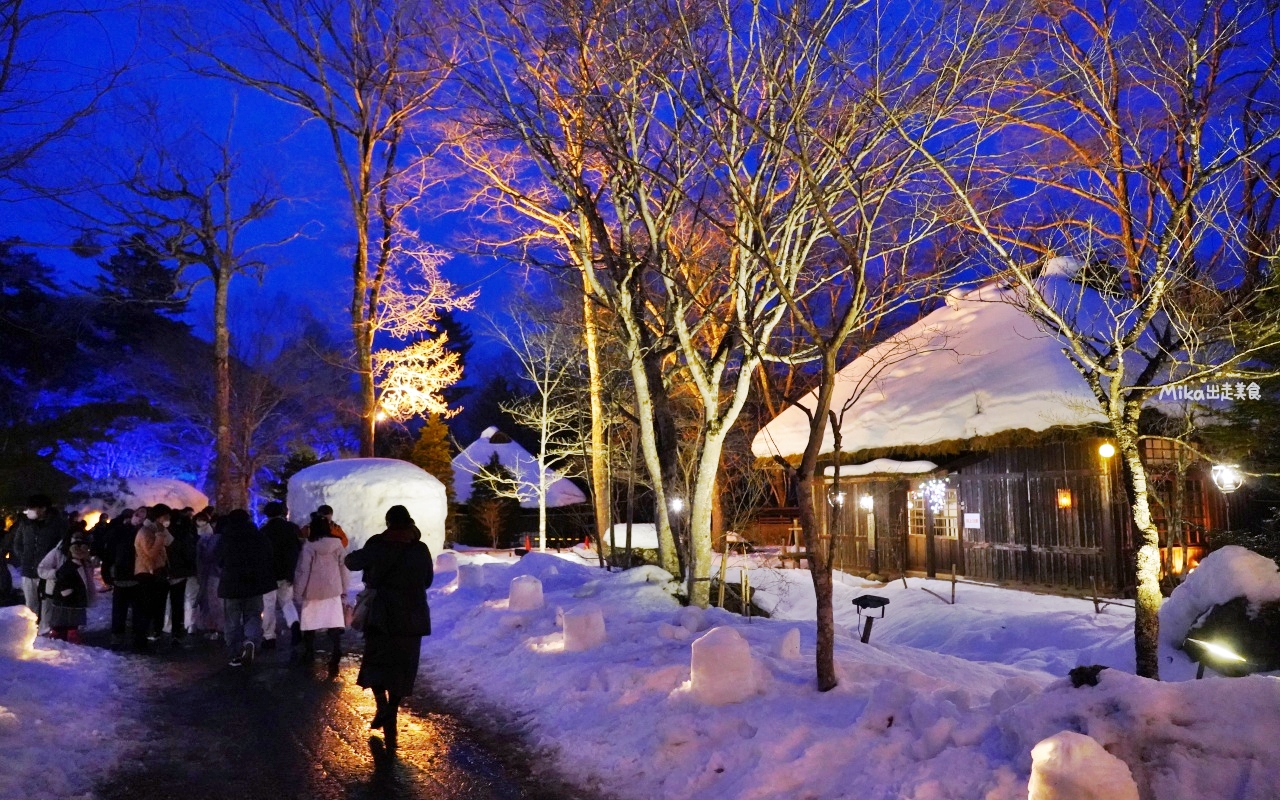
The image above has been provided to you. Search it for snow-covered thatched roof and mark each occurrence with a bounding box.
[72,477,209,517]
[453,427,588,508]
[753,266,1112,461]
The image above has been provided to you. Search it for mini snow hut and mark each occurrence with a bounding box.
[753,267,1226,594]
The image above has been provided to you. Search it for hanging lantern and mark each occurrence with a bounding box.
[1211,464,1244,494]
[1057,488,1073,509]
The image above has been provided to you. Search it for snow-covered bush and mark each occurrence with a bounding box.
[1158,545,1280,648]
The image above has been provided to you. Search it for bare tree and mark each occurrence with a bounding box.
[90,118,291,510]
[487,299,589,550]
[890,0,1280,678]
[179,0,453,456]
[0,1,130,198]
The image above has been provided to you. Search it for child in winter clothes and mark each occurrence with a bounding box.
[193,510,223,637]
[37,532,97,642]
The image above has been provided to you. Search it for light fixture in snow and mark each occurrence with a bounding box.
[1211,464,1244,493]
[1098,442,1116,458]
[920,479,949,515]
[859,494,874,511]
[1186,636,1247,679]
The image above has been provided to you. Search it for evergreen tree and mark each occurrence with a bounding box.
[265,448,324,505]
[89,234,189,346]
[408,414,457,540]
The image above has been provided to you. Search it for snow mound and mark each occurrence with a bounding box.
[1029,731,1139,800]
[453,427,587,508]
[1158,546,1280,647]
[287,458,447,554]
[72,477,208,517]
[690,626,757,705]
[604,522,659,550]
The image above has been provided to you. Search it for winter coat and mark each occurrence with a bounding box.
[300,520,349,548]
[294,537,350,601]
[37,547,96,609]
[261,517,302,583]
[103,521,141,585]
[344,525,433,637]
[10,512,69,579]
[166,524,198,580]
[215,517,275,599]
[133,520,172,577]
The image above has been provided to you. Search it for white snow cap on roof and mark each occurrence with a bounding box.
[287,458,446,555]
[453,427,588,508]
[823,460,938,477]
[73,477,209,517]
[753,275,1108,460]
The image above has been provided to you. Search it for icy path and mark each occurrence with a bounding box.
[82,628,596,800]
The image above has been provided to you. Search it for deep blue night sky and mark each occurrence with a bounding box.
[2,3,511,361]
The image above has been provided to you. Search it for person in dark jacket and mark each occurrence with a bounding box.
[344,505,433,750]
[9,494,70,634]
[215,509,275,667]
[102,507,148,650]
[164,507,199,644]
[37,531,96,642]
[259,501,302,650]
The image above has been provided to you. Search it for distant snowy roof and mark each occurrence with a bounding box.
[753,269,1111,460]
[453,427,588,508]
[823,460,938,477]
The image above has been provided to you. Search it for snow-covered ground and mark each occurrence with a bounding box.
[420,549,1280,800]
[0,601,139,800]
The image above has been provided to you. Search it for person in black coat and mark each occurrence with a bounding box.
[259,501,302,649]
[215,510,275,666]
[344,505,433,750]
[164,508,199,644]
[9,494,69,632]
[102,507,148,650]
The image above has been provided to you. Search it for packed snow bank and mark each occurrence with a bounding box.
[72,477,209,518]
[604,522,659,550]
[424,552,1280,800]
[453,427,587,508]
[743,565,1138,675]
[1159,546,1280,648]
[287,458,446,554]
[0,606,138,799]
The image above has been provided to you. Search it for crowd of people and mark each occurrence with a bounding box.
[1,494,435,748]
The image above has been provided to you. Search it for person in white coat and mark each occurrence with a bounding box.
[292,514,350,672]
[37,531,97,643]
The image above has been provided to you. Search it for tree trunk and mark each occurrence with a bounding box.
[1118,430,1162,680]
[353,208,375,457]
[582,289,611,545]
[685,426,730,608]
[797,468,838,691]
[626,341,680,576]
[212,271,237,511]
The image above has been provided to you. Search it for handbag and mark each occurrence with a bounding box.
[350,586,377,632]
[349,546,409,632]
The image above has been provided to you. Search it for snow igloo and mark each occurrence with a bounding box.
[287,458,447,555]
[72,477,209,527]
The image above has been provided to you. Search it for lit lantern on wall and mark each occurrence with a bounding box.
[1098,442,1116,459]
[1211,464,1244,494]
[1057,488,1073,509]
[859,494,874,511]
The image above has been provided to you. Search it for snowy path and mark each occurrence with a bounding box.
[83,629,595,800]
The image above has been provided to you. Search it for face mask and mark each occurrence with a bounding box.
[24,509,38,520]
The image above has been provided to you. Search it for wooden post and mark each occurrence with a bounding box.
[1091,574,1102,614]
[860,616,875,644]
[951,563,956,605]
[717,540,729,609]
[742,569,751,622]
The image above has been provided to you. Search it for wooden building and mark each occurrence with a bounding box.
[753,271,1226,595]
